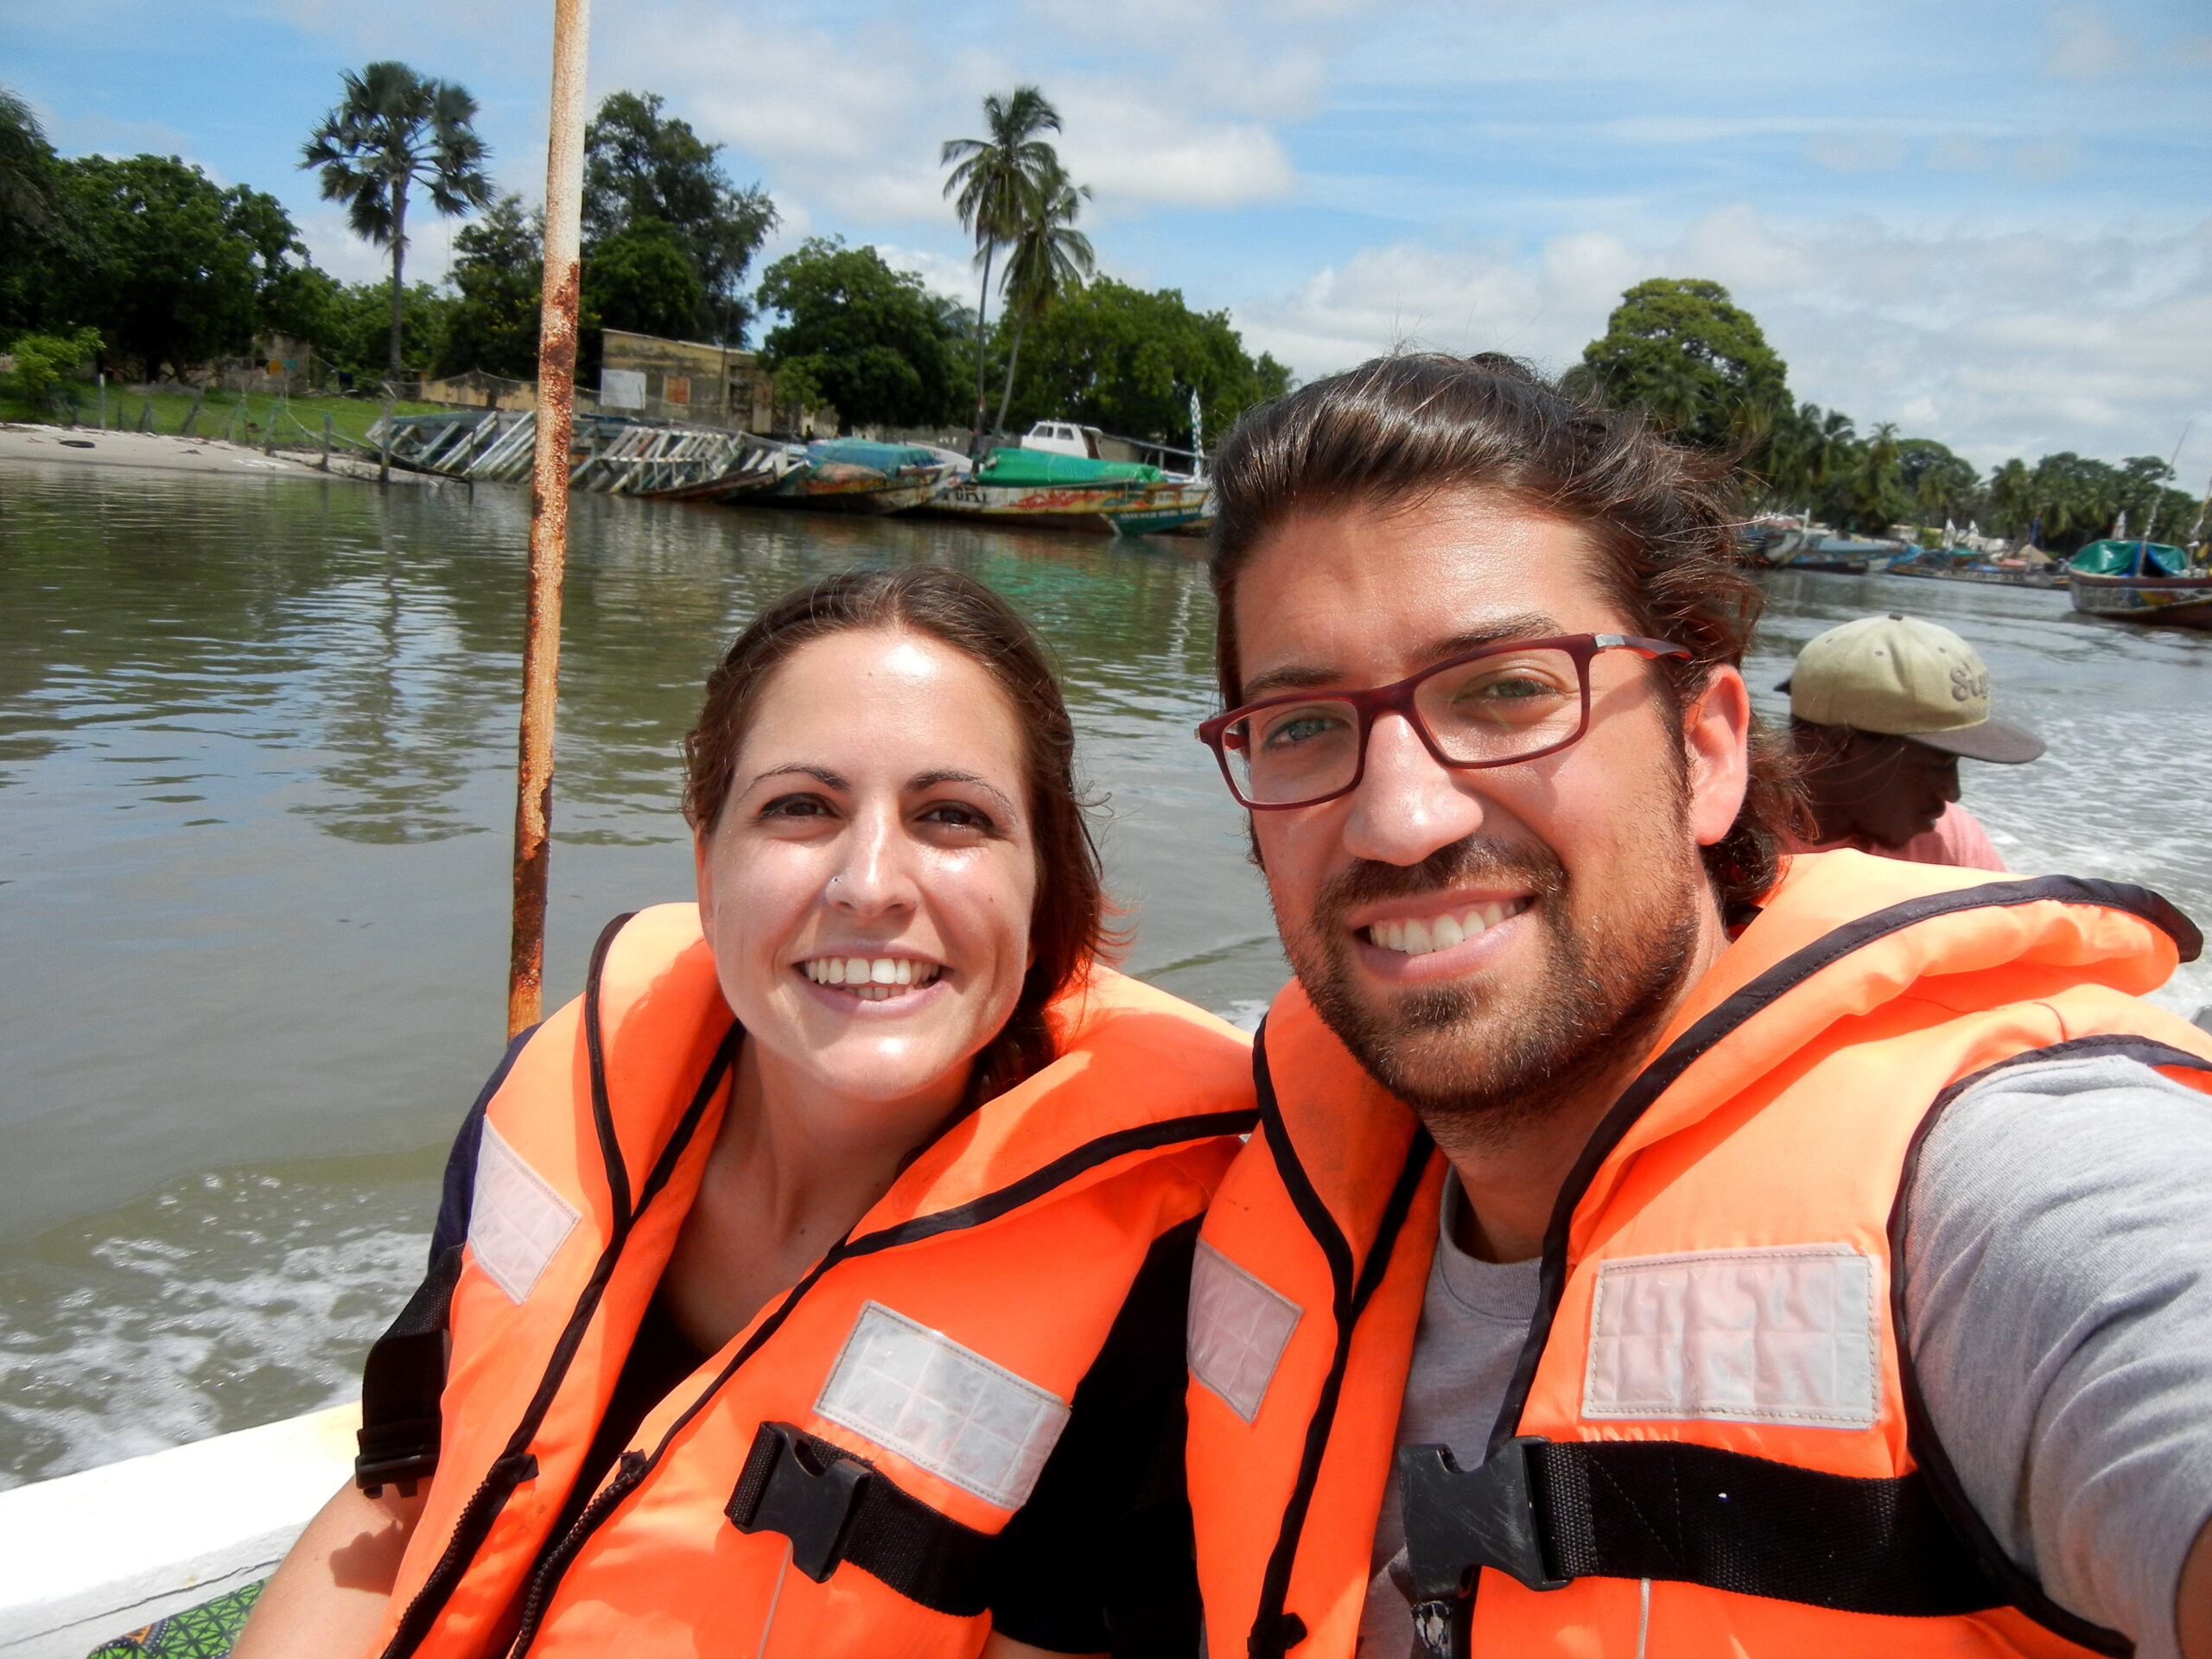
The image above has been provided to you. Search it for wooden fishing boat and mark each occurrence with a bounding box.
[751,439,950,515]
[2064,538,2212,630]
[626,440,798,503]
[923,448,1211,536]
[927,474,1211,535]
[2066,569,2212,630]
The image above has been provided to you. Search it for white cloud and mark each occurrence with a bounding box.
[1805,131,1908,174]
[1238,208,2212,468]
[1057,92,1296,210]
[877,244,981,305]
[2046,8,2131,79]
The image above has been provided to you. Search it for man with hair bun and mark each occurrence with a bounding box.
[1181,353,2212,1659]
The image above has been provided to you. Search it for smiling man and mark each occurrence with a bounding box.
[1182,355,2212,1659]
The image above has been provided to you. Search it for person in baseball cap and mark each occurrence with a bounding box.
[1782,612,2044,870]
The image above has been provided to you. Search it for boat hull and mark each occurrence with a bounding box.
[756,474,943,514]
[924,480,1211,536]
[2067,570,2212,630]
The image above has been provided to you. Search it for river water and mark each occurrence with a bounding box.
[2,464,2206,1487]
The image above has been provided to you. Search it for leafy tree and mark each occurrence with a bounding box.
[991,170,1093,435]
[757,237,964,429]
[301,61,493,382]
[0,87,60,338]
[1580,277,1789,451]
[42,156,312,378]
[943,86,1066,442]
[314,280,454,380]
[8,326,101,409]
[996,276,1290,446]
[582,92,777,344]
[0,85,51,232]
[1897,439,1983,534]
[584,217,704,345]
[438,194,543,379]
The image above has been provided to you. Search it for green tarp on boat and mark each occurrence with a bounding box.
[2069,538,2188,576]
[804,439,941,474]
[975,448,1161,486]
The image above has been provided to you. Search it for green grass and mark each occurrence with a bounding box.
[0,380,450,449]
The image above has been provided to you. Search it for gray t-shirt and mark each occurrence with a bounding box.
[1359,1053,2212,1659]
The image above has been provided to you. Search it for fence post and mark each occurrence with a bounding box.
[321,411,333,471]
[380,386,393,485]
[264,393,277,456]
[98,372,106,430]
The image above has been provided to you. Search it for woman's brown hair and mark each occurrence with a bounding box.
[683,565,1105,1101]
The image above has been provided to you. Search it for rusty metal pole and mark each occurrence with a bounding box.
[507,0,591,1037]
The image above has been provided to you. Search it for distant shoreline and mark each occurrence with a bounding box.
[0,423,442,484]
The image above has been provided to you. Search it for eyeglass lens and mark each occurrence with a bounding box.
[1224,645,1586,805]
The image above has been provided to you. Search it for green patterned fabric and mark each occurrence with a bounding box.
[87,1580,264,1659]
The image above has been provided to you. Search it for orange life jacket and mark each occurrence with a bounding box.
[358,903,1256,1659]
[1186,852,2212,1659]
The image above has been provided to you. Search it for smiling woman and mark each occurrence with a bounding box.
[232,567,1258,1659]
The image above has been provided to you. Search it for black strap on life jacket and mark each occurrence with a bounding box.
[1400,1434,2012,1659]
[727,1421,995,1617]
[355,1243,463,1497]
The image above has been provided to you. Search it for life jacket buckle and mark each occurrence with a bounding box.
[1400,1436,1571,1601]
[728,1421,874,1583]
[353,1413,442,1499]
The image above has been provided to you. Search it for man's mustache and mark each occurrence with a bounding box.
[1314,834,1568,920]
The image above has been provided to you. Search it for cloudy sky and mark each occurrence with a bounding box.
[10,0,2209,474]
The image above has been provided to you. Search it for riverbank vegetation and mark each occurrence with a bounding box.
[1573,276,2202,553]
[0,379,447,441]
[0,73,776,397]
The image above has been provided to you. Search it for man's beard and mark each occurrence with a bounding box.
[1279,821,1706,1151]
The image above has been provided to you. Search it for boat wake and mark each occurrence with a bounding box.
[0,1159,435,1491]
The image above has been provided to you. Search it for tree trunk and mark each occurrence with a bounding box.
[993,310,1027,437]
[969,244,995,448]
[386,178,410,387]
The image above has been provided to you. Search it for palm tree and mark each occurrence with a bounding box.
[942,86,1065,447]
[302,62,493,384]
[990,171,1094,435]
[1641,360,1706,435]
[1844,421,1903,535]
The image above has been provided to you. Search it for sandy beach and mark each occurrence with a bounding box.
[0,424,441,483]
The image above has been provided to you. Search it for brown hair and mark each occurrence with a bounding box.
[1209,351,1806,918]
[683,565,1106,1100]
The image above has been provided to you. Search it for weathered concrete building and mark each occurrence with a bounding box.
[597,330,804,432]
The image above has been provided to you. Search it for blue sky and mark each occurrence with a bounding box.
[8,0,2209,477]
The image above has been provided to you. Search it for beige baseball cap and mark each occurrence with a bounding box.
[1781,613,2044,764]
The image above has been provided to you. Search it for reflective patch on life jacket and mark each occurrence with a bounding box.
[467,1119,582,1305]
[815,1302,1073,1511]
[1582,1243,1880,1430]
[1187,1239,1302,1423]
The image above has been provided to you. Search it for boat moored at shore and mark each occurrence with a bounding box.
[2066,539,2212,629]
[923,446,1211,535]
[753,437,955,514]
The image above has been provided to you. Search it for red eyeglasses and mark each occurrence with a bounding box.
[1195,632,1691,810]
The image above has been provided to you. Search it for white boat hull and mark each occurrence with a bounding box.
[0,1405,357,1658]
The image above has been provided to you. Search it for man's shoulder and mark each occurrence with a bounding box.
[1921,1048,2212,1179]
[1904,1046,2212,1295]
